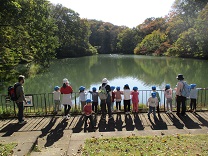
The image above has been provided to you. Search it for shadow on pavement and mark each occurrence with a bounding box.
[39,117,58,138]
[106,117,115,132]
[166,113,184,129]
[72,115,85,133]
[193,113,208,128]
[44,119,68,147]
[177,113,201,129]
[115,114,123,131]
[0,123,25,137]
[125,114,134,131]
[133,113,144,130]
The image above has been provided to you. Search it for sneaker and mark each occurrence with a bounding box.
[166,111,170,114]
[67,114,71,117]
[19,120,27,125]
[63,115,67,119]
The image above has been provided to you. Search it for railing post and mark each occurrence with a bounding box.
[74,93,77,110]
[44,93,47,115]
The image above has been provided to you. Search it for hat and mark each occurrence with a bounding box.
[79,86,85,91]
[63,78,69,84]
[152,86,156,90]
[86,99,92,103]
[190,84,196,89]
[92,87,96,91]
[133,86,138,91]
[110,86,115,90]
[54,86,60,91]
[151,92,156,98]
[102,78,108,84]
[165,84,170,89]
[19,75,25,79]
[176,74,184,80]
[116,86,120,90]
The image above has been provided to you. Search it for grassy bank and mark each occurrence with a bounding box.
[82,134,208,155]
[0,143,17,156]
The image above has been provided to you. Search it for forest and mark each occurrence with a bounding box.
[0,0,208,81]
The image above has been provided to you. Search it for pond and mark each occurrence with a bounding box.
[23,54,208,94]
[1,54,208,110]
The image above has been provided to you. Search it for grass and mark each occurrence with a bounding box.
[0,143,17,156]
[82,134,208,156]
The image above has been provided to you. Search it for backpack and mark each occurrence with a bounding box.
[8,83,20,101]
[98,85,108,100]
[181,81,191,97]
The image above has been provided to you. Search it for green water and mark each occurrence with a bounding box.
[1,55,208,94]
[24,54,208,94]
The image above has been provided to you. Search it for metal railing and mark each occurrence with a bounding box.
[0,88,207,117]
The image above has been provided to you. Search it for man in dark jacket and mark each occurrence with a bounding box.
[15,75,27,124]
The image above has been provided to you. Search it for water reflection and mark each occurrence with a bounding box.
[1,55,207,95]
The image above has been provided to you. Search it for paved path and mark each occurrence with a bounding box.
[0,111,208,156]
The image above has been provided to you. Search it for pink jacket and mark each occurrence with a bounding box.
[131,91,139,103]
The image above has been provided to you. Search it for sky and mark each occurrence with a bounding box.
[49,0,175,28]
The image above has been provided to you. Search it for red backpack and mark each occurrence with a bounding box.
[8,84,20,101]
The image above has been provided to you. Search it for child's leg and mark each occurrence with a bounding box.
[127,100,130,112]
[153,107,156,116]
[148,106,153,117]
[81,101,85,112]
[135,102,138,112]
[169,99,173,111]
[166,99,169,111]
[94,102,98,113]
[190,99,193,110]
[89,115,94,128]
[116,101,119,110]
[124,100,127,113]
[92,102,95,112]
[84,116,89,131]
[118,101,121,110]
[193,99,197,111]
[132,102,135,112]
[157,103,160,114]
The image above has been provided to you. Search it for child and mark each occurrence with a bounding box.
[60,78,73,119]
[123,84,131,114]
[79,86,86,112]
[53,86,61,114]
[115,86,122,112]
[131,86,139,113]
[89,87,99,113]
[147,92,158,118]
[110,86,115,112]
[152,86,160,114]
[164,84,173,113]
[84,99,95,132]
[190,84,198,113]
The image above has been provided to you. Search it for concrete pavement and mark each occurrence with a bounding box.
[0,111,208,156]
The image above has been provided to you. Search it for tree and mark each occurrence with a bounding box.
[117,28,141,54]
[51,4,96,58]
[134,30,167,55]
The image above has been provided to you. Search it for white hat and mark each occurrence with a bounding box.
[102,78,108,83]
[63,78,69,84]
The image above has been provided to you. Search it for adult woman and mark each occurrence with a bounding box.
[60,78,73,119]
